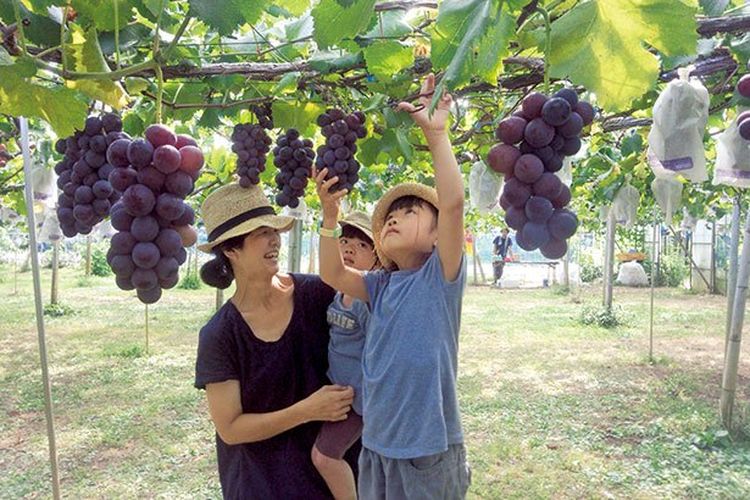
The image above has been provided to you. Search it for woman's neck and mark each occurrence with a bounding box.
[231,272,290,312]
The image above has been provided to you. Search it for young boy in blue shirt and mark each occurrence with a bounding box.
[312,211,378,500]
[314,73,469,499]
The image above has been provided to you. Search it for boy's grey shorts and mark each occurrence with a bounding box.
[358,443,471,500]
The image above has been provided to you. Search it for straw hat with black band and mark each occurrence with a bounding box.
[198,183,294,253]
[371,182,439,270]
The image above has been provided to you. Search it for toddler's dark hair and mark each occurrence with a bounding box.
[386,195,438,229]
[341,225,373,246]
[199,233,247,289]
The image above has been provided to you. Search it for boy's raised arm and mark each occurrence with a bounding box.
[315,168,370,302]
[398,74,464,282]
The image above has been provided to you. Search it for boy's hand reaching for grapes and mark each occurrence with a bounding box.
[397,73,453,137]
[313,167,347,225]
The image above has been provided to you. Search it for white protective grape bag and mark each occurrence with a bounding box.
[713,116,750,188]
[647,68,709,183]
[612,184,640,227]
[469,159,503,214]
[651,177,683,224]
[38,211,62,243]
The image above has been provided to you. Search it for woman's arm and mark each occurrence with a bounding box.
[206,380,354,445]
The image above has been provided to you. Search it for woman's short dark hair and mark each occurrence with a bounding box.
[199,233,247,289]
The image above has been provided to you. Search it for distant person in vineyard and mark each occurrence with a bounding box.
[315,73,470,499]
[194,183,359,499]
[492,228,514,287]
[312,211,378,500]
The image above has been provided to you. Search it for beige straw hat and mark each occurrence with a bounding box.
[339,211,374,242]
[371,182,439,270]
[198,183,294,253]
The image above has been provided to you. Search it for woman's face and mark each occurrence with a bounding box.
[225,226,282,276]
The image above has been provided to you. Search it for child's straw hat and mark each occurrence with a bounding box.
[371,182,438,270]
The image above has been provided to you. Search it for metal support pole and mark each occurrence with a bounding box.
[649,218,658,362]
[603,210,616,311]
[20,117,61,499]
[721,209,750,429]
[725,197,741,358]
[288,219,303,273]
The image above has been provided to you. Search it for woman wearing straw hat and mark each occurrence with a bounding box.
[194,183,358,499]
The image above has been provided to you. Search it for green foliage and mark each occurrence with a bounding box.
[178,271,202,290]
[76,275,93,287]
[43,302,75,317]
[536,0,698,110]
[104,344,146,358]
[642,252,689,287]
[311,0,376,49]
[579,304,625,329]
[91,248,112,277]
[579,253,603,283]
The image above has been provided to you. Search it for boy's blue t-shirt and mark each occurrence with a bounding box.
[362,249,466,459]
[326,292,368,415]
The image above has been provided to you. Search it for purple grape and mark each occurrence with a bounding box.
[513,154,544,184]
[542,97,572,127]
[127,139,154,169]
[122,184,156,217]
[132,242,160,269]
[525,196,554,223]
[548,209,578,240]
[521,222,550,250]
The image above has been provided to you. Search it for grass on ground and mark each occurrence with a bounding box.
[1,265,749,498]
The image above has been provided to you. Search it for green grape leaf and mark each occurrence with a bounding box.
[70,0,136,31]
[274,0,311,16]
[0,0,59,47]
[429,0,512,113]
[0,61,87,137]
[188,0,269,35]
[700,0,729,15]
[541,0,698,111]
[64,25,129,109]
[363,40,414,80]
[312,0,376,49]
[271,101,326,136]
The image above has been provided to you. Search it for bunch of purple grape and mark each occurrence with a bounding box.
[251,103,274,130]
[735,75,750,139]
[54,113,127,237]
[232,123,272,188]
[487,89,594,259]
[273,129,315,208]
[104,124,204,304]
[314,108,366,193]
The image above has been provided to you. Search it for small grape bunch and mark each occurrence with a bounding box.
[314,108,367,193]
[487,88,594,259]
[735,75,750,140]
[273,129,315,208]
[54,113,128,237]
[251,103,274,130]
[232,123,272,188]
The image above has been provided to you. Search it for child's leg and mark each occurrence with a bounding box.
[312,445,356,500]
[312,411,363,500]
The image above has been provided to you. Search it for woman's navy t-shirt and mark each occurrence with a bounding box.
[195,274,359,499]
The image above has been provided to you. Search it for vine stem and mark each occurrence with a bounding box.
[114,0,121,69]
[12,0,28,54]
[61,2,70,71]
[155,64,164,124]
[153,0,166,124]
[536,6,551,94]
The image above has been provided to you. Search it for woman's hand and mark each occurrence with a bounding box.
[297,384,354,422]
[313,167,348,224]
[397,73,453,136]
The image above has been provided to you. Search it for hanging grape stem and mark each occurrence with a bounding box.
[536,6,551,94]
[114,0,121,70]
[152,0,166,124]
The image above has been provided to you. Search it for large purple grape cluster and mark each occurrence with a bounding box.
[273,129,315,208]
[104,124,205,304]
[251,103,274,130]
[232,123,272,188]
[314,108,366,193]
[54,113,126,237]
[488,89,594,259]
